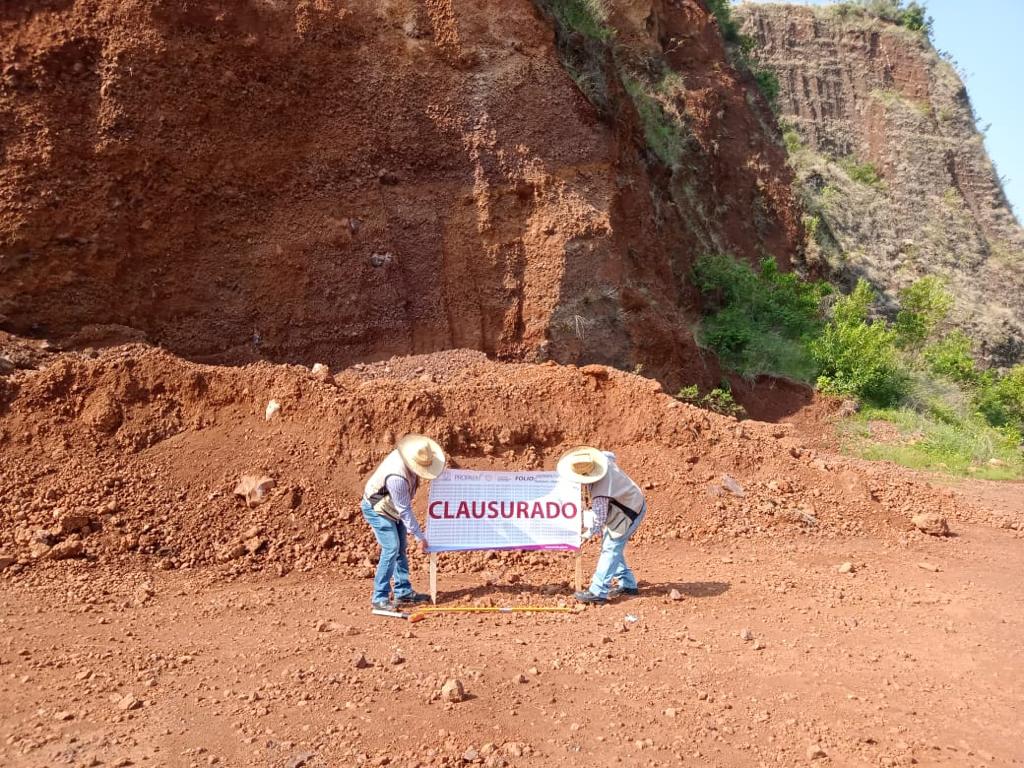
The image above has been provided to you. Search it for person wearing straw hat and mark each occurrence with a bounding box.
[361,434,447,612]
[557,447,646,604]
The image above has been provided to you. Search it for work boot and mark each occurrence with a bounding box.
[610,586,640,597]
[396,591,431,605]
[371,600,397,612]
[574,590,607,605]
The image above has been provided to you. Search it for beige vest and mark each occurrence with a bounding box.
[590,463,645,539]
[363,450,417,520]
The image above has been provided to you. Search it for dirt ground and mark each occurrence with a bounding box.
[2,481,1022,768]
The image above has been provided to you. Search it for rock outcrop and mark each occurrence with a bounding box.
[0,0,799,390]
[739,3,1024,365]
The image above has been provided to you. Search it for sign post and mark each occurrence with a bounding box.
[426,469,582,603]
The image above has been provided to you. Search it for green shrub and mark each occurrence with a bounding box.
[752,67,780,111]
[621,71,689,168]
[812,279,909,405]
[675,384,746,419]
[544,0,612,42]
[975,366,1024,433]
[783,126,803,155]
[839,157,884,187]
[693,254,829,381]
[922,330,978,384]
[835,1,933,37]
[894,276,954,348]
[706,0,741,42]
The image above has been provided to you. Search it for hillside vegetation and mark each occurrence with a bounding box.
[693,254,1024,479]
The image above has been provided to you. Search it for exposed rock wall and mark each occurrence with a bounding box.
[0,0,800,390]
[738,3,1024,364]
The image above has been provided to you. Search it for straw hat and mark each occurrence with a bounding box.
[556,446,609,484]
[397,434,447,480]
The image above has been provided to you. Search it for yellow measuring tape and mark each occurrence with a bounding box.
[408,605,576,623]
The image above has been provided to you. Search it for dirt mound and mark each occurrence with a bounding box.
[0,345,978,577]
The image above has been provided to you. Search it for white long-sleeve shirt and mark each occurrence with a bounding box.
[384,474,424,541]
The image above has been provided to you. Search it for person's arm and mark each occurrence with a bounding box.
[385,475,425,541]
[587,495,609,538]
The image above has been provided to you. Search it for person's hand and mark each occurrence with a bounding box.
[417,539,428,555]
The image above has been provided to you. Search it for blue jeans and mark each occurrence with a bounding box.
[361,500,416,605]
[588,505,646,598]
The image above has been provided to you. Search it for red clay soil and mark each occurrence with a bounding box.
[0,0,800,391]
[1,345,1007,580]
[2,503,1023,767]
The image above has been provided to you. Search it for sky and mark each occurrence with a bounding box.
[737,0,1024,217]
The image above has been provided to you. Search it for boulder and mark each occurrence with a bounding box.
[440,678,465,703]
[912,513,949,537]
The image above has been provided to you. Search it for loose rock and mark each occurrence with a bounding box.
[807,744,827,760]
[233,475,275,508]
[117,694,142,711]
[353,653,372,669]
[911,513,949,537]
[265,400,281,421]
[440,678,466,703]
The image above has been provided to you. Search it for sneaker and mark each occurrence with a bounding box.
[371,600,397,612]
[610,586,640,597]
[574,590,607,605]
[395,591,432,605]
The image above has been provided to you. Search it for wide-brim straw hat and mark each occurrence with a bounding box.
[556,446,609,484]
[397,434,447,480]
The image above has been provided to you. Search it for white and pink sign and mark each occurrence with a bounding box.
[425,470,582,553]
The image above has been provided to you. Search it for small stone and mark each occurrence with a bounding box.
[668,588,683,601]
[286,753,315,768]
[117,694,142,711]
[807,744,827,760]
[244,536,266,555]
[462,747,479,763]
[319,532,335,550]
[58,513,94,536]
[752,639,766,650]
[265,400,281,421]
[390,651,405,665]
[353,653,372,669]
[47,540,85,560]
[721,474,745,496]
[0,554,16,571]
[918,561,941,573]
[54,710,74,721]
[911,513,949,537]
[837,562,855,574]
[663,707,677,717]
[740,628,754,642]
[233,475,275,508]
[502,743,523,758]
[441,678,466,703]
[311,363,330,379]
[512,673,528,684]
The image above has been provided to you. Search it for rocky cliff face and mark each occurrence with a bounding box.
[0,0,799,390]
[738,3,1024,365]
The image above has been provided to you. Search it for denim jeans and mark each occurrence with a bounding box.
[361,499,416,605]
[588,505,646,598]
